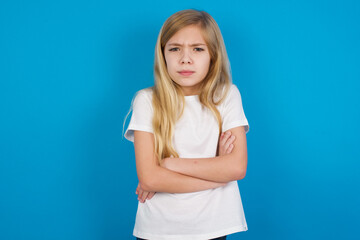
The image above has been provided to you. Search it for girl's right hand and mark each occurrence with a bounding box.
[218,131,236,156]
[136,183,155,203]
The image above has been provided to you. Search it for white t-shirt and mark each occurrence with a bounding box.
[125,84,249,240]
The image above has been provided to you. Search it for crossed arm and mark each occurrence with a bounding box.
[134,126,248,202]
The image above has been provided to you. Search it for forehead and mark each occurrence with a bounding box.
[166,25,206,45]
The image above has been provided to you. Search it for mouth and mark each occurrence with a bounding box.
[178,70,195,76]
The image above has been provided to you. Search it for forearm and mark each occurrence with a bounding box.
[139,165,225,193]
[163,154,247,183]
[163,126,248,183]
[134,130,226,194]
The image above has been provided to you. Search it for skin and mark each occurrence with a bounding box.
[136,130,236,203]
[164,24,211,96]
[161,126,247,183]
[134,130,227,195]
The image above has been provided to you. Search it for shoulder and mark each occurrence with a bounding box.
[124,87,154,142]
[135,87,153,100]
[220,84,242,105]
[129,87,155,116]
[228,84,241,97]
[132,87,154,106]
[218,83,246,115]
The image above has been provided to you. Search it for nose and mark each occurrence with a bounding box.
[180,49,192,64]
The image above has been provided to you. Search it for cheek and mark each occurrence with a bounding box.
[165,57,177,75]
[200,57,211,74]
[164,55,170,73]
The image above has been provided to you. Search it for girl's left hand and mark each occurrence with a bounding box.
[218,131,236,156]
[136,183,155,203]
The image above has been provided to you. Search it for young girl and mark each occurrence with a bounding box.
[124,9,250,240]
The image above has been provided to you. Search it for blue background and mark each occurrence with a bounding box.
[1,0,359,239]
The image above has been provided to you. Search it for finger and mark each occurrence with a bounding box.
[141,191,149,203]
[224,135,235,150]
[226,135,236,145]
[220,131,231,146]
[226,144,234,154]
[219,132,232,156]
[135,184,140,195]
[147,192,155,200]
[137,188,144,201]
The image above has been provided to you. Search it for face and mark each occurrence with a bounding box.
[164,25,211,96]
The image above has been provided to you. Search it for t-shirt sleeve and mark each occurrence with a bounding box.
[124,89,154,142]
[221,84,250,134]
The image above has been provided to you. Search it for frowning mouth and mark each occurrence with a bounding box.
[178,70,195,76]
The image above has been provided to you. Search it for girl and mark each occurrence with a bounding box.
[124,9,250,240]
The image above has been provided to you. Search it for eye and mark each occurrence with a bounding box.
[194,47,205,52]
[169,47,179,52]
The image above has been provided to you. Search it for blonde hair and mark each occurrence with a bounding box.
[152,9,232,163]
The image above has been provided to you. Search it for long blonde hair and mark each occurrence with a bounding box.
[152,9,232,163]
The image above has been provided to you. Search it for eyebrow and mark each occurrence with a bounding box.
[167,43,207,47]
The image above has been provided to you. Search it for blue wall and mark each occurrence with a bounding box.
[1,0,359,239]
